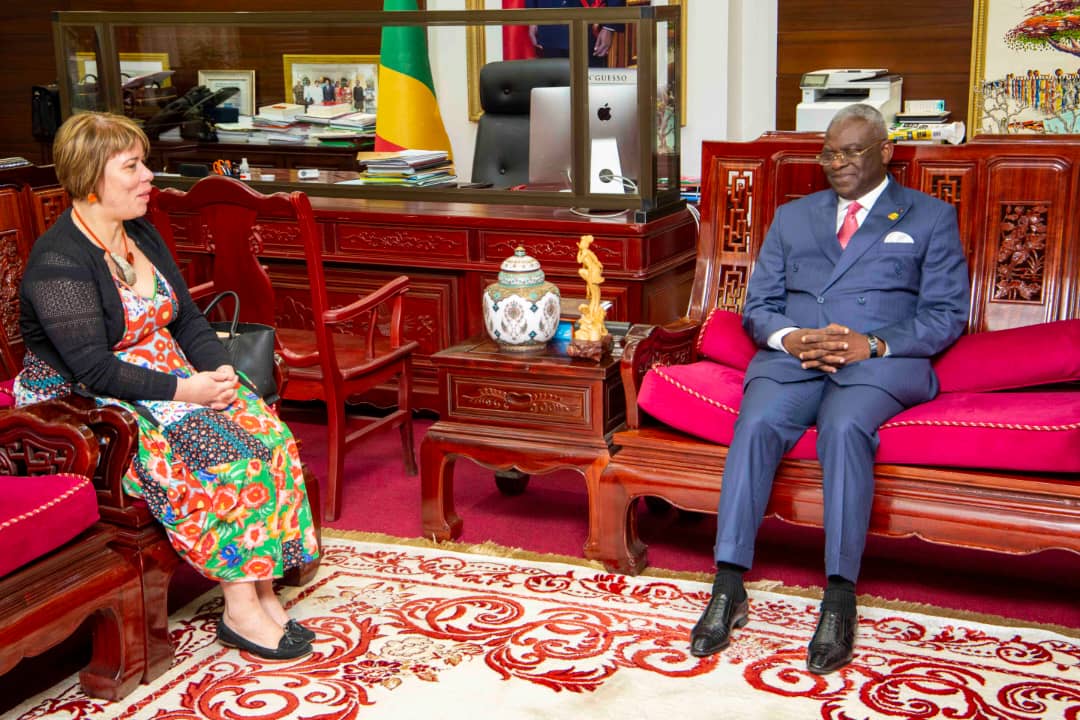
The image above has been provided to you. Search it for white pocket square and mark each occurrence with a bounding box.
[883,231,915,244]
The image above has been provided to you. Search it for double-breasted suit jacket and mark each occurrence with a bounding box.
[742,178,970,407]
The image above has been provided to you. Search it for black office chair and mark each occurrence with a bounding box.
[471,58,570,188]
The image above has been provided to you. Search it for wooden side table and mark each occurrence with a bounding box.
[421,336,625,558]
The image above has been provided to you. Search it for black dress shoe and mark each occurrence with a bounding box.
[689,592,750,657]
[217,617,312,660]
[806,607,857,674]
[285,619,316,643]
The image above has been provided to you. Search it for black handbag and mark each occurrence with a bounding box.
[202,290,278,403]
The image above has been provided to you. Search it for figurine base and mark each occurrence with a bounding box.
[566,333,613,362]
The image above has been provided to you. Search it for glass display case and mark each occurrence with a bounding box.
[52,7,682,219]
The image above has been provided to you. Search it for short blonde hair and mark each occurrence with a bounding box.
[52,111,149,201]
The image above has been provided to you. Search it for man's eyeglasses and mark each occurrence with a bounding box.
[816,139,887,166]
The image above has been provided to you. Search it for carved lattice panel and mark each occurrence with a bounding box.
[928,173,963,213]
[715,263,749,313]
[722,168,754,254]
[992,203,1047,304]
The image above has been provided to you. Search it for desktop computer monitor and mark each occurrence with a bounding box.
[528,84,640,191]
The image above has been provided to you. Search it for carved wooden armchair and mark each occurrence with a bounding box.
[149,176,418,521]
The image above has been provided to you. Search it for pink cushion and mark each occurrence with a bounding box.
[933,320,1080,393]
[696,309,758,371]
[0,379,14,409]
[0,473,99,578]
[877,391,1080,472]
[638,360,1080,473]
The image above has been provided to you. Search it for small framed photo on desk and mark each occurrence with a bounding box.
[282,54,378,113]
[197,69,256,116]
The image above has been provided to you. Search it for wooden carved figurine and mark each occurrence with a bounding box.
[567,235,613,360]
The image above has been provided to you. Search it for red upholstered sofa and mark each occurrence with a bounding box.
[593,134,1080,574]
[0,401,145,700]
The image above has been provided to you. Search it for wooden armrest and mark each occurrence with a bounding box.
[0,402,98,477]
[323,275,409,326]
[189,280,216,303]
[620,319,703,429]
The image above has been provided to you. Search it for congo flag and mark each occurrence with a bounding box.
[375,0,453,157]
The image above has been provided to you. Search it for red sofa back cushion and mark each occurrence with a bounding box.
[697,309,757,370]
[933,319,1080,393]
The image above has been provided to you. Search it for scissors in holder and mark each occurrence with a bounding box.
[212,159,235,177]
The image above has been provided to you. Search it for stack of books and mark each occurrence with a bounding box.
[298,102,354,123]
[354,150,456,187]
[889,100,965,145]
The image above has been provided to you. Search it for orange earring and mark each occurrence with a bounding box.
[87,192,98,203]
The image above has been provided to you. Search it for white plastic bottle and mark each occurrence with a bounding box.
[238,157,251,180]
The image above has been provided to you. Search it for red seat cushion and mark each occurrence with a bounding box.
[0,473,100,578]
[933,319,1080,393]
[0,379,14,409]
[639,360,1080,473]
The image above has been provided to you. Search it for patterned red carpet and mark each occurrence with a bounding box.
[289,409,1079,629]
[9,535,1079,720]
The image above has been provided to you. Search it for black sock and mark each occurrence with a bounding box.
[822,575,856,614]
[713,562,747,603]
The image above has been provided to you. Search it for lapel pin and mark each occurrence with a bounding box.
[888,211,900,221]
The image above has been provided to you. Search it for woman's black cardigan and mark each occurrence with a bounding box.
[19,208,229,402]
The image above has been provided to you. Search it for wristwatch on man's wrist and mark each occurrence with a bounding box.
[866,334,880,358]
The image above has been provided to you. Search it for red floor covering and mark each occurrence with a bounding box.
[286,407,1079,631]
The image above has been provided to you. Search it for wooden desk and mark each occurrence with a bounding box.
[421,337,625,557]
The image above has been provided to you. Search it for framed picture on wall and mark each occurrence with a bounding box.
[282,54,379,112]
[969,1,1080,135]
[197,69,256,116]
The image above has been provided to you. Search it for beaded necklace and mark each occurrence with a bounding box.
[72,206,136,285]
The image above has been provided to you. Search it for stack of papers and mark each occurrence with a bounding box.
[257,102,305,121]
[300,102,354,121]
[353,150,456,186]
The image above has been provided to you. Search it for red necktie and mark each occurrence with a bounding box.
[837,201,862,249]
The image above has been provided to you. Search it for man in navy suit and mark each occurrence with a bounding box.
[689,104,970,674]
[525,0,626,68]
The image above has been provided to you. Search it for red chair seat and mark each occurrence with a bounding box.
[0,473,99,578]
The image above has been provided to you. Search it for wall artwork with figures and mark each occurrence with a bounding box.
[969,0,1080,135]
[282,54,378,113]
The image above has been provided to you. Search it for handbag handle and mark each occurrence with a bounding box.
[202,290,241,337]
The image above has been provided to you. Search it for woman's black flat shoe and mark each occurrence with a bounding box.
[285,619,316,643]
[217,617,312,660]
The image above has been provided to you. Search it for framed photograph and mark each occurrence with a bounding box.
[969,1,1080,135]
[76,52,172,85]
[282,54,379,112]
[198,69,256,116]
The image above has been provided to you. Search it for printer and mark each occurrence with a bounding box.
[795,69,902,131]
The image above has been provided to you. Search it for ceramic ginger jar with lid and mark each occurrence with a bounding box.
[482,246,561,351]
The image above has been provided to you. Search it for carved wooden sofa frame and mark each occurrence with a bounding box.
[594,134,1080,574]
[0,401,145,700]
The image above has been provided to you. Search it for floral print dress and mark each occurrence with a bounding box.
[15,269,318,582]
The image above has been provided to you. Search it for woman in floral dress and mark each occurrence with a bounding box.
[16,112,318,660]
